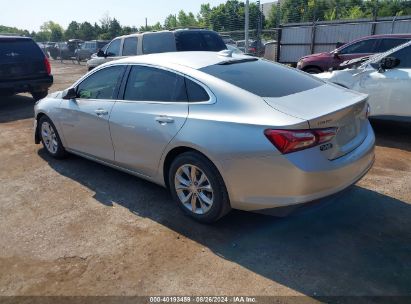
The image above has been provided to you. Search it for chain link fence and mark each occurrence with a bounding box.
[216,0,411,64]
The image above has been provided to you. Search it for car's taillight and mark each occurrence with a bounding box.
[264,128,338,154]
[44,57,51,75]
[249,47,256,53]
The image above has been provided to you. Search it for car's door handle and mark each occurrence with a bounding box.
[155,116,175,125]
[95,109,109,116]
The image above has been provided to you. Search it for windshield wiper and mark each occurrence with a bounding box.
[218,58,258,65]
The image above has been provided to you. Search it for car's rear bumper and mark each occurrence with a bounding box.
[222,122,375,211]
[0,75,53,94]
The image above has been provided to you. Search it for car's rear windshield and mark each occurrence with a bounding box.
[175,31,226,52]
[200,59,324,97]
[0,39,44,63]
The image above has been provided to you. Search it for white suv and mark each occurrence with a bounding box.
[87,29,227,71]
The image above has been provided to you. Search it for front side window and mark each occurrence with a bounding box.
[106,39,121,57]
[391,45,411,68]
[340,39,377,54]
[122,37,138,56]
[77,65,125,100]
[124,65,187,102]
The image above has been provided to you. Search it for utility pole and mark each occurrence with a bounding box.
[145,18,148,31]
[245,0,249,53]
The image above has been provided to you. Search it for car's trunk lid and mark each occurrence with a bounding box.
[264,84,369,160]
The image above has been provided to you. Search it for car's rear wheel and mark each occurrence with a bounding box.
[39,116,67,159]
[168,151,231,223]
[31,90,48,101]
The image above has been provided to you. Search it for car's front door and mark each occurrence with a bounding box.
[109,65,189,177]
[359,45,411,117]
[59,65,126,161]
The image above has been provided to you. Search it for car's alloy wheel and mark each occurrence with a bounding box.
[41,121,58,154]
[169,151,231,223]
[38,116,67,159]
[174,164,214,215]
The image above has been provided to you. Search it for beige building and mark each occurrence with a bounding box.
[261,1,280,19]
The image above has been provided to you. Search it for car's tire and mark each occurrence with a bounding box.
[304,67,322,74]
[38,116,68,159]
[168,151,231,223]
[31,90,48,101]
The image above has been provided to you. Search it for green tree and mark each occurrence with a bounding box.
[65,21,80,39]
[164,14,178,29]
[78,22,95,40]
[40,21,64,41]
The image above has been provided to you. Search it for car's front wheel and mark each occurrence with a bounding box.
[38,116,67,159]
[168,151,231,223]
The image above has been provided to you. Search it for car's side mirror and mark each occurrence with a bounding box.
[333,51,340,59]
[62,88,77,100]
[97,50,106,57]
[378,56,400,72]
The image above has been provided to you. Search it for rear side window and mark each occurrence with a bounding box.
[376,39,409,52]
[340,39,377,54]
[142,32,176,54]
[77,65,125,100]
[200,59,323,98]
[185,79,209,102]
[124,65,187,102]
[122,37,138,56]
[0,39,44,63]
[175,31,226,52]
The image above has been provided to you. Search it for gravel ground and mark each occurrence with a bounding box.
[0,61,410,299]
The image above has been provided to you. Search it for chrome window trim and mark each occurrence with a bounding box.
[119,63,216,105]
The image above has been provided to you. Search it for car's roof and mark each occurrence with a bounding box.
[112,51,251,70]
[362,33,411,39]
[119,29,218,39]
[0,35,32,40]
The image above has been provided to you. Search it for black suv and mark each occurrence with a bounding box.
[0,36,53,100]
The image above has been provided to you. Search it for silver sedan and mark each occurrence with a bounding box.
[34,51,375,222]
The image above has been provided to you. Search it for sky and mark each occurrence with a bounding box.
[0,0,244,32]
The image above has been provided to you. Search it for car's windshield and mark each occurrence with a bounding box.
[360,40,411,69]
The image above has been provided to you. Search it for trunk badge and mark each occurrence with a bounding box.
[6,52,20,57]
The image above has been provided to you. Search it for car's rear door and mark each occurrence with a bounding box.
[109,65,189,177]
[59,65,126,161]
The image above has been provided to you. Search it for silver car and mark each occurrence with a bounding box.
[34,51,375,222]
